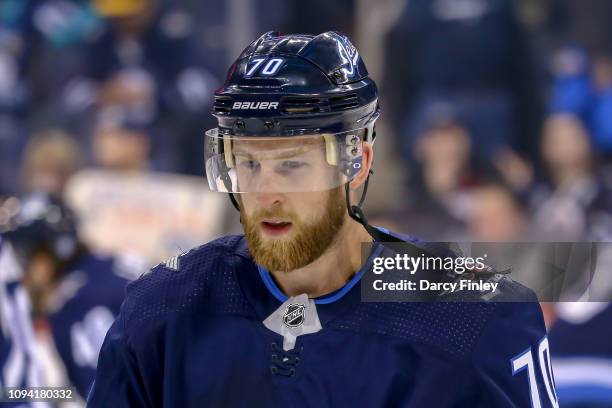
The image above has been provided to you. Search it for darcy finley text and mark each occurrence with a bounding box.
[372,279,499,294]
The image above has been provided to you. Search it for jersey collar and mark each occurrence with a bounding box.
[256,242,384,305]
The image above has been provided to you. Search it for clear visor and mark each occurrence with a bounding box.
[204,128,365,193]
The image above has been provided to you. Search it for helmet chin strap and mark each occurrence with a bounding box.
[228,193,240,212]
[344,171,405,243]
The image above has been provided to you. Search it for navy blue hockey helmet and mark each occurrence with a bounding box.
[205,31,380,195]
[2,192,80,262]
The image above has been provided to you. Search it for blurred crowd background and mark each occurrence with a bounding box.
[1,0,612,407]
[4,0,612,243]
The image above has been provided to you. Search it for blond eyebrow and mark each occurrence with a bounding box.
[233,145,316,160]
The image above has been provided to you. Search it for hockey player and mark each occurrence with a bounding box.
[89,32,558,407]
[4,193,137,399]
[0,236,46,407]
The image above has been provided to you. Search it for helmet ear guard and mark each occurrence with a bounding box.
[323,129,365,178]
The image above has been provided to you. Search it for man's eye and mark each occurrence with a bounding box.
[238,159,259,170]
[281,160,307,170]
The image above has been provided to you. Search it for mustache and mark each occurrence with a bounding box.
[245,208,298,224]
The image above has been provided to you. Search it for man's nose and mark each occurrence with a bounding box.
[254,191,284,209]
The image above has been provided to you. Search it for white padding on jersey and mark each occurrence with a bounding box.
[263,293,322,351]
[0,241,23,283]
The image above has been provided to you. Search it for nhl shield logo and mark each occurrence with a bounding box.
[282,303,306,328]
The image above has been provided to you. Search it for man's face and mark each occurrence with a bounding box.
[470,186,526,241]
[93,128,150,171]
[542,114,591,170]
[236,136,347,271]
[23,249,57,314]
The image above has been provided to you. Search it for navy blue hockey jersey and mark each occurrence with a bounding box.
[88,235,558,407]
[47,253,140,399]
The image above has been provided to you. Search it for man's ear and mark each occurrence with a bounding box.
[349,142,373,190]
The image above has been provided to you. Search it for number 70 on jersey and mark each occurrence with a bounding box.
[511,336,559,408]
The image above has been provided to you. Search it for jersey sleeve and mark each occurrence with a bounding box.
[87,262,174,407]
[86,307,150,407]
[471,301,559,408]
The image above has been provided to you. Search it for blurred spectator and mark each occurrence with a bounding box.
[20,129,83,197]
[415,120,473,201]
[468,183,528,241]
[530,113,612,240]
[550,45,612,155]
[465,183,551,297]
[541,113,592,185]
[2,192,139,400]
[91,109,151,172]
[384,0,543,163]
[401,119,479,238]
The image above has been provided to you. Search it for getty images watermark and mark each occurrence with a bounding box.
[371,252,496,293]
[361,242,612,302]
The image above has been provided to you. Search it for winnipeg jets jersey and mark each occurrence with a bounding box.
[88,235,558,407]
